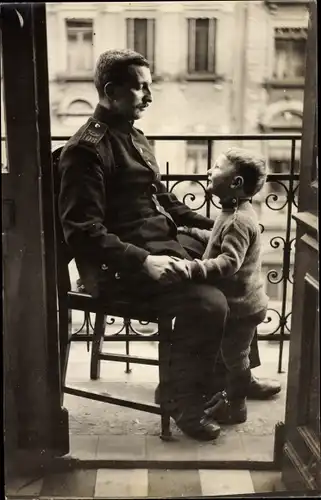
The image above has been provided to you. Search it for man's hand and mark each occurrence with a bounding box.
[142,255,192,283]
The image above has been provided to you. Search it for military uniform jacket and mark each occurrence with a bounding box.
[58,104,213,296]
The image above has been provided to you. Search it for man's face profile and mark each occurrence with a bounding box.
[112,64,153,121]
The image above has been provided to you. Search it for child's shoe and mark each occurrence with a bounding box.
[214,397,247,424]
[204,391,247,425]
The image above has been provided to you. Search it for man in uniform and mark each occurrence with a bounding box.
[58,49,280,441]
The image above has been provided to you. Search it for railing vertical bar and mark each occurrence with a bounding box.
[206,140,213,218]
[277,138,296,374]
[125,318,131,374]
[166,161,169,192]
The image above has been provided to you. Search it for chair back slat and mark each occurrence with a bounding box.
[52,147,72,297]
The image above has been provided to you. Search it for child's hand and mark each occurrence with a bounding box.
[181,259,194,279]
[169,257,193,281]
[189,259,208,280]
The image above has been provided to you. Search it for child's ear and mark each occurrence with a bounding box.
[104,82,115,100]
[230,176,244,190]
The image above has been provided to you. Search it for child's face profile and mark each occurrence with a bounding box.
[207,154,238,198]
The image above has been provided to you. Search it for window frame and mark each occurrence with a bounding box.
[64,18,94,78]
[126,17,156,74]
[273,27,308,82]
[186,17,217,80]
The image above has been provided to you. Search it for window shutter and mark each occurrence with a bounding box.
[188,19,196,73]
[208,18,216,73]
[126,18,135,49]
[147,19,155,73]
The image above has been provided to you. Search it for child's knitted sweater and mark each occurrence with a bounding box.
[189,200,268,318]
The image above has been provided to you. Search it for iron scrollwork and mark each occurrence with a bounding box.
[265,181,290,211]
[169,180,208,211]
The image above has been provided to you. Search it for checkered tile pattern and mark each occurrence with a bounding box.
[6,468,284,498]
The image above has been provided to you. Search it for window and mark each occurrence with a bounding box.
[268,159,300,194]
[66,19,94,74]
[273,27,307,80]
[270,110,303,129]
[186,140,209,180]
[126,18,155,73]
[187,18,216,74]
[67,100,93,116]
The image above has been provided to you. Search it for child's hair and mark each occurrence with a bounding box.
[225,147,267,197]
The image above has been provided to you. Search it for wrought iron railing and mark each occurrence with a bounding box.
[2,133,301,372]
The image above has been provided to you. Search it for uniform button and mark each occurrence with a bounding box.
[101,263,108,270]
[95,123,100,128]
[147,160,152,166]
[139,148,143,153]
[115,272,121,280]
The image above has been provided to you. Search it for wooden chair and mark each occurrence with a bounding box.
[52,147,173,440]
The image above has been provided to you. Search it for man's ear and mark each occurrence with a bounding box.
[104,82,115,100]
[230,176,244,190]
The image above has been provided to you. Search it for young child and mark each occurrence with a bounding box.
[182,147,269,424]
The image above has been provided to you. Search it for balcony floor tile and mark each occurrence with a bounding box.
[146,434,198,461]
[5,475,44,496]
[94,468,148,498]
[96,434,147,461]
[199,469,255,496]
[148,469,202,498]
[39,469,97,497]
[197,429,245,461]
[240,433,275,461]
[250,470,285,493]
[67,434,99,460]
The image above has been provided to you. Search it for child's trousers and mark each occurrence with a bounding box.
[221,308,267,399]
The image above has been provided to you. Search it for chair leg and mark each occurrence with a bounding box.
[125,339,132,373]
[90,312,106,380]
[158,317,173,440]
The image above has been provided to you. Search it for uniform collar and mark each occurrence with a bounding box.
[220,198,252,210]
[93,104,134,133]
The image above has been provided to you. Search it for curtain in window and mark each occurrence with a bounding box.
[66,21,93,74]
[126,18,155,73]
[274,28,307,79]
[188,18,216,74]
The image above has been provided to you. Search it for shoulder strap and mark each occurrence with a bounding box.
[78,118,108,146]
[78,118,117,175]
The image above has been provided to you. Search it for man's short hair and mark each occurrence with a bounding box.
[225,147,267,197]
[94,49,150,98]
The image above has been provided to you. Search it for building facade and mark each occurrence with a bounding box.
[1,1,308,330]
[44,1,308,322]
[46,0,308,167]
